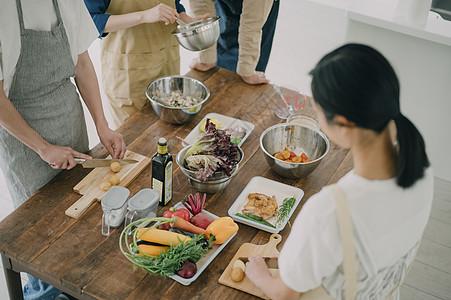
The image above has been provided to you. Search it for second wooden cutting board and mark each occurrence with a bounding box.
[65,150,151,219]
[219,234,282,299]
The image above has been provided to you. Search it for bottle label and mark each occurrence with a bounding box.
[152,178,163,203]
[157,144,168,154]
[164,161,173,205]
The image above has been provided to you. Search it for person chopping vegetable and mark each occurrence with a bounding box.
[188,0,280,85]
[245,44,433,299]
[0,0,125,298]
[83,0,209,127]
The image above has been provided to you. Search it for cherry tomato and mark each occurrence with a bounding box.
[162,208,191,228]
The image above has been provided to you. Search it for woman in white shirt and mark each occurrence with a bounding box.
[0,0,126,299]
[245,44,433,299]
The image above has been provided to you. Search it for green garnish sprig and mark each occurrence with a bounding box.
[276,197,296,227]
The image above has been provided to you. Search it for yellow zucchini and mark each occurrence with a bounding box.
[136,228,191,246]
[137,244,169,257]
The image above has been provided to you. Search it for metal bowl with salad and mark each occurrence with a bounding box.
[146,76,210,124]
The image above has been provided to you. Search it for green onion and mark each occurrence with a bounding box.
[276,197,296,227]
[235,213,276,228]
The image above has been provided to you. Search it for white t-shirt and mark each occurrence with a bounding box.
[0,0,99,96]
[278,167,434,294]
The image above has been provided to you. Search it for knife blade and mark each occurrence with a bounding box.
[75,158,139,168]
[238,257,279,269]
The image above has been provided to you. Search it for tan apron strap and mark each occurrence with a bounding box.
[331,185,358,300]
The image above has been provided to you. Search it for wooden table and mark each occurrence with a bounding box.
[0,68,352,300]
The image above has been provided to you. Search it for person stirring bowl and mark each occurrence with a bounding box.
[0,0,125,298]
[245,44,433,299]
[83,0,209,127]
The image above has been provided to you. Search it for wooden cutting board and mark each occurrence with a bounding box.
[218,234,282,299]
[65,150,151,219]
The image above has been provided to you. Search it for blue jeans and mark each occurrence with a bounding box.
[215,0,280,73]
[23,274,63,300]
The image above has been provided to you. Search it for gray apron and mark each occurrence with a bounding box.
[0,0,89,208]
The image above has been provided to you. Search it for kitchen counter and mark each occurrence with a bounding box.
[0,68,352,300]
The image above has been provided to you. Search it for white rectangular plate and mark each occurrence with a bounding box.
[170,202,236,285]
[228,176,304,233]
[183,113,255,147]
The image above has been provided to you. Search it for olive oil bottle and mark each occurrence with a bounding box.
[151,138,173,206]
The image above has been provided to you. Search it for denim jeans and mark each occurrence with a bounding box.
[23,274,62,300]
[215,0,280,73]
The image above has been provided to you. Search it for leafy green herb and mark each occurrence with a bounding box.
[276,197,296,227]
[119,217,210,277]
[235,213,276,228]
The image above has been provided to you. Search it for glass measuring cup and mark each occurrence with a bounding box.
[101,186,130,236]
[124,188,159,233]
[273,84,306,119]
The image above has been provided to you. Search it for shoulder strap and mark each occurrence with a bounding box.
[331,184,358,300]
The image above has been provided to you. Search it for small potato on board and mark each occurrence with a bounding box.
[218,234,281,299]
[65,150,151,219]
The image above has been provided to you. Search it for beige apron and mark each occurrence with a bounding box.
[299,185,416,300]
[101,0,180,127]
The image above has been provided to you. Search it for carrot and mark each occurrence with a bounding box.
[171,216,206,235]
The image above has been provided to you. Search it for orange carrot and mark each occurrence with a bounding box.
[171,216,206,235]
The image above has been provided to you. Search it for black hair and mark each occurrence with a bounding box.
[309,43,429,188]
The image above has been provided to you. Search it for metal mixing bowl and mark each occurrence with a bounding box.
[146,76,210,124]
[176,145,244,193]
[260,124,330,179]
[172,17,220,51]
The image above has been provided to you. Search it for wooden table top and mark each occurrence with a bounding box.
[0,67,352,300]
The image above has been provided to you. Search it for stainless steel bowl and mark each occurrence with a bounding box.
[176,145,244,193]
[146,76,210,124]
[260,124,330,179]
[172,17,220,51]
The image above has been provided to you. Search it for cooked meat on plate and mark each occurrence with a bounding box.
[242,193,278,220]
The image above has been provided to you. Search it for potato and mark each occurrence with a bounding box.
[231,267,245,282]
[108,174,120,186]
[99,181,112,191]
[110,161,121,173]
[233,259,246,271]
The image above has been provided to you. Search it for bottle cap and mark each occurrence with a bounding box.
[158,137,167,146]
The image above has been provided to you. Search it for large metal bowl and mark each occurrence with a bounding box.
[176,145,244,193]
[172,17,220,51]
[260,124,330,179]
[146,76,210,124]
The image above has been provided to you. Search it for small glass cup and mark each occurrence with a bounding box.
[274,85,304,119]
[286,95,320,130]
[124,188,159,234]
[101,186,130,236]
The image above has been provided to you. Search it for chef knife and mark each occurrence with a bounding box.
[75,158,138,168]
[238,257,279,269]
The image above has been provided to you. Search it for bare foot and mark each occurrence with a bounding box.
[240,72,270,85]
[189,58,216,72]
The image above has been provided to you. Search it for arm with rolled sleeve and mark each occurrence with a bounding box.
[237,0,273,77]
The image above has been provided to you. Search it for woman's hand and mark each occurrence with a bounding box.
[245,255,273,287]
[141,4,180,25]
[97,126,126,159]
[39,144,91,170]
[241,72,270,85]
[179,12,210,25]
